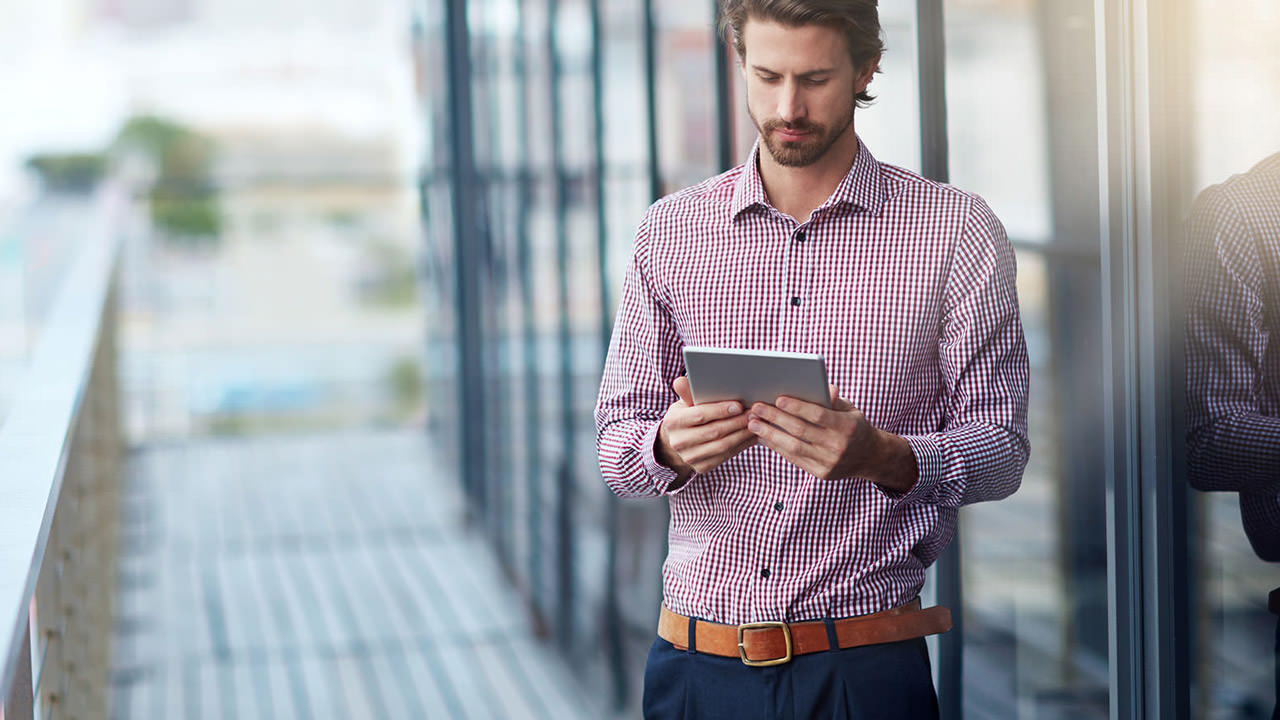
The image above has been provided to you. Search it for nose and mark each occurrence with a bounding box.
[776,80,806,124]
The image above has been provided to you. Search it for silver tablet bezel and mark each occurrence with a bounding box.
[681,346,831,409]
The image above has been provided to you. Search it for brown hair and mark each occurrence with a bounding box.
[719,0,885,107]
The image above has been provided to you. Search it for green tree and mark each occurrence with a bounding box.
[24,153,108,193]
[113,116,222,245]
[385,357,425,421]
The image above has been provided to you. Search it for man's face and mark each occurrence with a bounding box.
[740,18,873,168]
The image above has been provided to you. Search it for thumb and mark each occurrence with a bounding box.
[829,384,852,411]
[673,376,695,406]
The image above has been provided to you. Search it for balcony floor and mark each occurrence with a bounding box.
[109,428,603,719]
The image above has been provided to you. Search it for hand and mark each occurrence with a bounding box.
[747,385,919,493]
[655,376,756,479]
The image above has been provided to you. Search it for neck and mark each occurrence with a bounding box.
[758,123,859,223]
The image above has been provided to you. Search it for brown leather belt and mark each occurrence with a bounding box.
[658,599,953,667]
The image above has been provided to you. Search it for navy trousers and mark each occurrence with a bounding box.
[642,635,940,720]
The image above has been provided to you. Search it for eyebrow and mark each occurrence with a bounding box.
[749,65,835,78]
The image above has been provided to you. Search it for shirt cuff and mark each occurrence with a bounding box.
[895,434,946,506]
[641,420,695,495]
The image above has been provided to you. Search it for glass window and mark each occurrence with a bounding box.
[413,0,462,472]
[945,0,1110,716]
[852,1,921,173]
[600,0,651,314]
[654,0,718,193]
[1184,1,1280,716]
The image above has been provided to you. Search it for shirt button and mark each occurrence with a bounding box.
[774,502,784,512]
[790,296,801,307]
[795,231,806,242]
[760,568,771,579]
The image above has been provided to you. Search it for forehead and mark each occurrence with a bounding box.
[740,17,851,72]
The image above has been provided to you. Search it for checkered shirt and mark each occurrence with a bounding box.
[1186,152,1280,561]
[595,138,1030,624]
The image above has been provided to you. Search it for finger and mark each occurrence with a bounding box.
[748,422,834,477]
[698,434,760,471]
[827,385,853,411]
[696,411,752,439]
[747,420,819,466]
[772,395,836,425]
[825,384,846,410]
[694,427,756,459]
[670,413,751,451]
[673,376,695,406]
[669,400,746,431]
[688,429,758,471]
[749,402,824,443]
[748,414,821,459]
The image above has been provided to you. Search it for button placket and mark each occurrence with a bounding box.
[781,226,809,348]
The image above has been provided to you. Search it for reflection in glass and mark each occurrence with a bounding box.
[1185,152,1280,711]
[1183,2,1280,717]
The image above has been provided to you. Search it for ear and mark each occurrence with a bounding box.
[854,54,880,94]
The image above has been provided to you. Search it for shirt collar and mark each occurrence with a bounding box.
[729,135,887,222]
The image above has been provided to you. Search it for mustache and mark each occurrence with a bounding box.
[763,119,819,133]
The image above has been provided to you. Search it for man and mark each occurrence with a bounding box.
[1185,151,1280,562]
[594,0,1029,716]
[1184,152,1280,719]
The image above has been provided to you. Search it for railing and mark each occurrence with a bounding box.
[0,189,124,719]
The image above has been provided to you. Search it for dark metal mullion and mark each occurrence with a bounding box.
[1098,1,1143,717]
[515,0,546,627]
[712,0,733,171]
[589,0,611,359]
[643,0,662,200]
[1138,1,1192,716]
[443,0,486,519]
[914,2,961,719]
[547,0,577,652]
[916,0,950,183]
[475,2,512,569]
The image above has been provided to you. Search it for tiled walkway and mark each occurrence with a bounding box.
[110,429,604,719]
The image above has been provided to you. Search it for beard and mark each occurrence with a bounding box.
[750,102,856,168]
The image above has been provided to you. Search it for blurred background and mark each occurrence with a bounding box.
[1,0,1278,718]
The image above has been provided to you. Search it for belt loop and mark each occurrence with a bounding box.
[823,618,839,651]
[687,615,698,654]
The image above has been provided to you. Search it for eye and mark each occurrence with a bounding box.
[804,77,829,87]
[756,72,780,83]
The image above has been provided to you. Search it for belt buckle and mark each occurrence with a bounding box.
[737,621,793,667]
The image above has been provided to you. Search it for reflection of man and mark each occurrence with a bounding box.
[1185,152,1280,719]
[595,0,1029,714]
[1186,152,1280,560]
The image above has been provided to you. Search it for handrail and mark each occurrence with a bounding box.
[0,186,124,718]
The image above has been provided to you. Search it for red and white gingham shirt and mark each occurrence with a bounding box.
[1185,152,1280,561]
[595,138,1030,624]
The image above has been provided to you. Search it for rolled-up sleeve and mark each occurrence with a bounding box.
[897,197,1031,508]
[1184,183,1280,560]
[1185,188,1280,496]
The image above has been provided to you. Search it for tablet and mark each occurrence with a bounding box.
[682,346,831,409]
